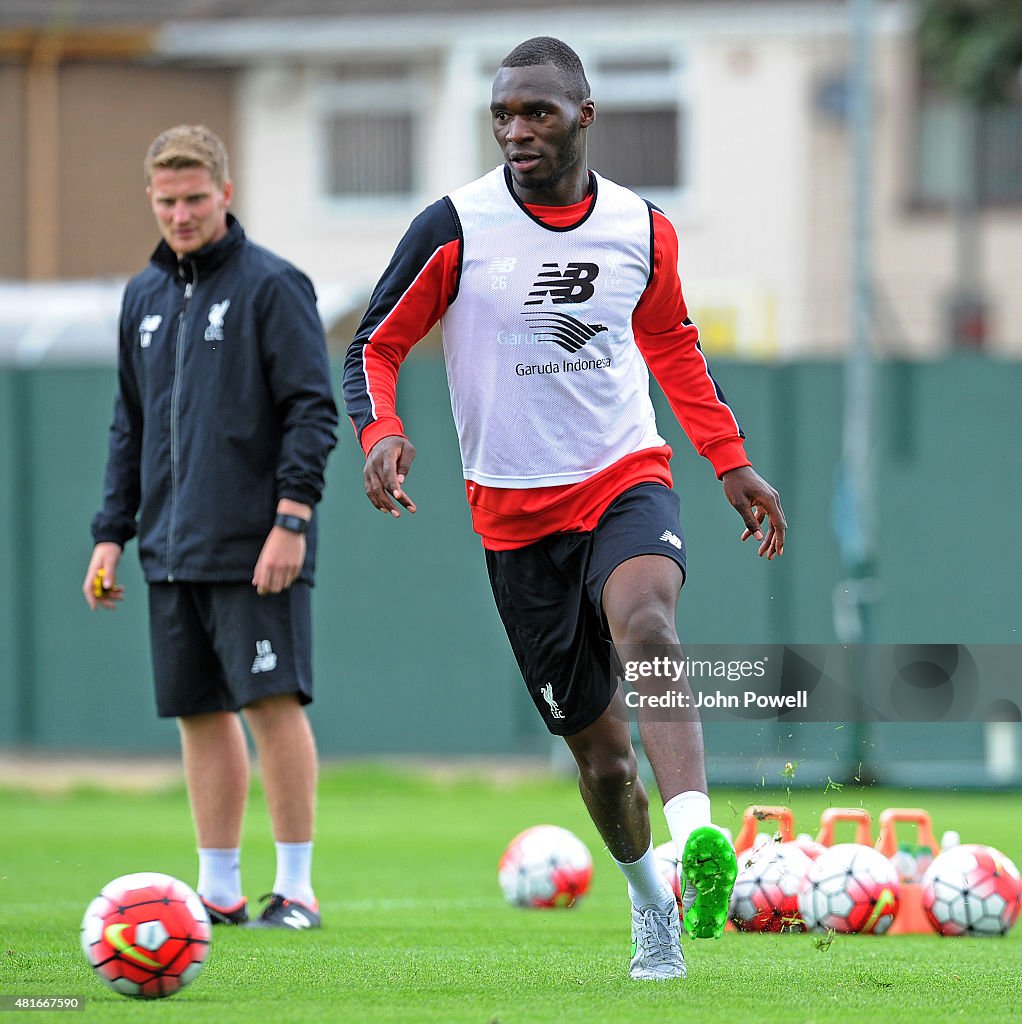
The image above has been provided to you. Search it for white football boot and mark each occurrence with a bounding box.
[629,899,687,980]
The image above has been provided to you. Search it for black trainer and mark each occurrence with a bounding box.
[201,896,249,925]
[248,893,321,930]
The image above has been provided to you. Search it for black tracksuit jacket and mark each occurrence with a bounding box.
[91,216,338,584]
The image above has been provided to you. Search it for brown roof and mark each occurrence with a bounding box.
[1,0,847,29]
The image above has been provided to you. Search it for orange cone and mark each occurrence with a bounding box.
[816,807,873,847]
[876,808,938,934]
[734,805,796,855]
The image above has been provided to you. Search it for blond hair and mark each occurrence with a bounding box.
[144,125,230,187]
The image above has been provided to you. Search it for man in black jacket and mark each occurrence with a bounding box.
[83,125,338,930]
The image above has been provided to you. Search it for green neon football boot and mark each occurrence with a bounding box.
[680,826,738,939]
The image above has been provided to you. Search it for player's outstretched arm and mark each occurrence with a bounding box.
[364,435,417,518]
[721,466,787,560]
[82,542,125,610]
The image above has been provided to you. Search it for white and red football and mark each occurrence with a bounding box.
[798,843,900,934]
[498,825,593,909]
[921,844,1021,936]
[81,872,211,999]
[730,842,812,932]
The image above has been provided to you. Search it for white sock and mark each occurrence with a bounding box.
[612,840,674,909]
[663,790,712,858]
[197,848,242,908]
[273,841,315,907]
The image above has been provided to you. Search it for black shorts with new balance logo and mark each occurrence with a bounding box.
[148,581,313,717]
[485,482,686,736]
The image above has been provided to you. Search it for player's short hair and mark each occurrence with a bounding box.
[499,37,591,104]
[144,125,230,187]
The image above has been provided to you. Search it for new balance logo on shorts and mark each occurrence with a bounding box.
[251,640,278,673]
[659,530,683,550]
[541,683,565,720]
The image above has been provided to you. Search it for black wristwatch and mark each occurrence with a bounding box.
[274,513,310,534]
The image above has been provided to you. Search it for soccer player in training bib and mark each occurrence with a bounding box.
[344,37,787,979]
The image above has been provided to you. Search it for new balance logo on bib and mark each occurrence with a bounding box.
[526,262,599,305]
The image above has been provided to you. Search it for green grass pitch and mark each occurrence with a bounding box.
[2,765,1020,1023]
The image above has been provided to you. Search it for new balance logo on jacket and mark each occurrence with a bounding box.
[139,314,163,348]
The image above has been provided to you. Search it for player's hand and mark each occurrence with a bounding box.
[252,528,307,595]
[83,542,126,610]
[364,435,417,518]
[721,466,787,559]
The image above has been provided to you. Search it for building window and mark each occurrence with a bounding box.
[324,112,413,197]
[915,80,1022,204]
[318,64,424,201]
[588,56,685,193]
[978,106,1022,203]
[588,108,682,190]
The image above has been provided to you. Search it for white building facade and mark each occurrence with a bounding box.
[158,1,1022,359]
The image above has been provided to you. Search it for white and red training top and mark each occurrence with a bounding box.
[343,166,750,550]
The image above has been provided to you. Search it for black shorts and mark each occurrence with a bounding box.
[485,482,686,736]
[147,582,313,718]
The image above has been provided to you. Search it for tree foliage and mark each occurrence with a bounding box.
[917,0,1022,104]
